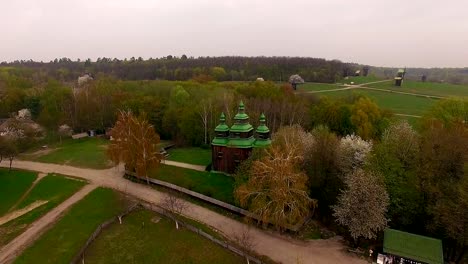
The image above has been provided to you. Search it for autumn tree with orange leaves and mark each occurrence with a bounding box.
[108,111,162,184]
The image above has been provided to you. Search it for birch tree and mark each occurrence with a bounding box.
[235,142,312,229]
[108,111,162,184]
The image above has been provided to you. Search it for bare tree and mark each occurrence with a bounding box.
[232,225,257,264]
[161,191,188,229]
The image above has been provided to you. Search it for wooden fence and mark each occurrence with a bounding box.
[70,203,139,264]
[126,171,307,232]
[140,202,265,264]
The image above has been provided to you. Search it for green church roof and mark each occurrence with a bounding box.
[230,123,254,133]
[253,139,271,148]
[256,113,270,134]
[214,112,230,132]
[227,137,256,148]
[233,101,249,120]
[212,138,229,146]
[212,102,271,149]
[383,229,443,264]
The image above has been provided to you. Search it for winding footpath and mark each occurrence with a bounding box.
[0,160,365,264]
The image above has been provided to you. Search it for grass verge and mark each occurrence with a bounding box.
[149,164,235,204]
[166,147,212,166]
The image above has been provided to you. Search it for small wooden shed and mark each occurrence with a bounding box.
[380,229,443,264]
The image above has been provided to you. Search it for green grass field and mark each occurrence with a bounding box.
[150,165,235,204]
[166,147,212,166]
[365,79,468,97]
[24,137,112,169]
[319,89,438,116]
[0,174,86,247]
[341,75,382,85]
[0,169,37,216]
[15,188,126,264]
[297,82,344,92]
[83,209,244,264]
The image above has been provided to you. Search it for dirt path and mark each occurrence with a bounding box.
[0,200,48,226]
[0,183,97,264]
[0,160,365,264]
[7,173,46,213]
[394,113,422,118]
[162,160,206,171]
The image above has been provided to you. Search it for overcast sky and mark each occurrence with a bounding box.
[1,0,467,67]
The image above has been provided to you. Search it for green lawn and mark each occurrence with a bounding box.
[166,147,212,166]
[297,82,344,92]
[366,79,468,97]
[0,174,86,247]
[341,75,383,85]
[0,169,37,216]
[15,188,126,264]
[24,137,112,169]
[320,89,438,116]
[83,209,244,264]
[150,165,235,205]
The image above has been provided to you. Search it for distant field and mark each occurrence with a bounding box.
[83,209,244,264]
[366,80,468,97]
[340,75,383,85]
[0,174,85,247]
[15,188,125,264]
[22,137,112,169]
[319,89,437,116]
[298,82,344,92]
[150,164,235,204]
[166,147,211,166]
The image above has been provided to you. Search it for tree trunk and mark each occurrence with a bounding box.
[176,220,179,230]
[9,157,13,172]
[456,245,466,264]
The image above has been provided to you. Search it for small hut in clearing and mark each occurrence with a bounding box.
[378,229,443,264]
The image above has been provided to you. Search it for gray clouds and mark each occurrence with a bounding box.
[1,0,467,67]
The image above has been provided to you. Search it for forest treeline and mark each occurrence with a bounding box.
[0,56,348,83]
[2,56,468,86]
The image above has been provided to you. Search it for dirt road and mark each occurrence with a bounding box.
[0,160,365,264]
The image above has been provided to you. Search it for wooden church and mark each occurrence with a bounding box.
[211,101,271,174]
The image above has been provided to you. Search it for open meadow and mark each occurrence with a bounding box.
[0,169,86,247]
[365,79,468,97]
[21,137,112,169]
[82,209,245,264]
[317,89,438,116]
[14,188,126,264]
